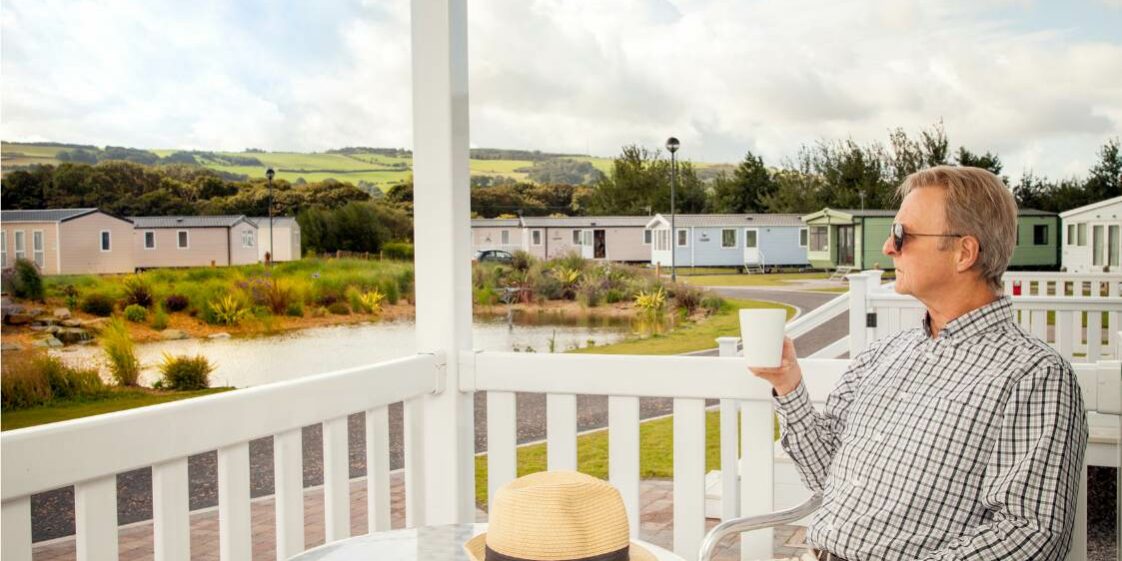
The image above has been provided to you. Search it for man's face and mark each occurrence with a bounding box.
[882,187,960,299]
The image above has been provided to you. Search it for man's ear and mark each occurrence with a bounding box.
[956,236,981,273]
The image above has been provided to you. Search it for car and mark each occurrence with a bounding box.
[475,249,514,264]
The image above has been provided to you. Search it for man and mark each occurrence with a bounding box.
[752,166,1087,560]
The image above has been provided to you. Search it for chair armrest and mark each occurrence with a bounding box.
[697,494,823,561]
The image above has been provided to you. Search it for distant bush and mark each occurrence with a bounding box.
[157,353,213,390]
[311,306,329,318]
[327,301,350,315]
[80,293,116,317]
[511,250,534,272]
[701,295,725,315]
[101,318,140,386]
[634,288,667,312]
[670,284,703,314]
[123,304,148,323]
[122,275,154,308]
[285,301,304,317]
[347,287,386,314]
[2,258,44,301]
[382,242,414,261]
[1,351,105,409]
[209,295,249,326]
[576,279,603,308]
[163,294,190,312]
[63,284,80,309]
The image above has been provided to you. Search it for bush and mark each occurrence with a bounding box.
[163,294,190,312]
[157,353,213,390]
[327,301,350,315]
[101,318,140,386]
[576,280,603,308]
[80,292,116,317]
[474,284,499,306]
[285,301,305,317]
[511,250,534,272]
[63,284,80,309]
[382,242,414,261]
[701,295,725,315]
[122,275,154,308]
[262,278,295,314]
[671,284,704,314]
[209,294,249,326]
[0,351,105,409]
[123,304,148,323]
[634,287,667,312]
[381,279,401,305]
[2,258,45,301]
[151,307,170,330]
[311,306,329,318]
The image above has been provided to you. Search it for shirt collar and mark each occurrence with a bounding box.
[922,296,1013,341]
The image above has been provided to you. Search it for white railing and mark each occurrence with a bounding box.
[0,354,442,561]
[1002,271,1122,298]
[846,271,1122,362]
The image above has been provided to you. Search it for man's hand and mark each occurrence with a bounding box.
[748,337,803,396]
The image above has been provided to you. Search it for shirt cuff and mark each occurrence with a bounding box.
[772,380,815,432]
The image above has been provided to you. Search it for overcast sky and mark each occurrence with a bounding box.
[3,0,1121,179]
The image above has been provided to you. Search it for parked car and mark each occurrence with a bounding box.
[475,250,514,264]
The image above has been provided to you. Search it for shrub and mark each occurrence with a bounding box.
[163,294,190,312]
[285,301,305,317]
[123,304,148,323]
[380,279,401,305]
[671,284,704,314]
[347,287,386,313]
[157,353,213,390]
[2,258,45,301]
[80,292,116,317]
[311,306,329,318]
[701,294,725,315]
[122,275,154,308]
[634,287,667,312]
[533,272,564,300]
[63,284,80,309]
[0,351,104,409]
[382,242,414,261]
[327,301,351,315]
[101,318,140,386]
[511,250,534,272]
[576,280,603,308]
[605,288,626,304]
[151,307,170,330]
[209,294,250,326]
[474,285,499,306]
[262,278,295,314]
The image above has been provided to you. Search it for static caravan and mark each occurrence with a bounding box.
[131,215,259,269]
[1060,196,1121,272]
[801,207,1060,271]
[520,216,650,262]
[646,214,808,269]
[249,216,302,262]
[0,208,135,275]
[471,218,523,254]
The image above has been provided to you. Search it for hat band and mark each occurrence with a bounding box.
[485,544,630,561]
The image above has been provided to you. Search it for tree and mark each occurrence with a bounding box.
[708,151,777,213]
[1084,138,1121,202]
[954,147,1004,177]
[585,145,705,215]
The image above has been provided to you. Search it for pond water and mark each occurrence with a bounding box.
[51,311,659,388]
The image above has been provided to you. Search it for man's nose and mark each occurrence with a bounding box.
[882,235,897,257]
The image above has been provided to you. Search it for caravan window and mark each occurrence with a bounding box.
[810,227,827,251]
[721,229,736,248]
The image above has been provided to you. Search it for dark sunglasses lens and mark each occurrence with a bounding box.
[892,224,904,252]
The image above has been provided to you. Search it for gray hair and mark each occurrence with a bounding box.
[896,166,1017,293]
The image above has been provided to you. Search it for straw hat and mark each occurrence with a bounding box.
[465,471,656,561]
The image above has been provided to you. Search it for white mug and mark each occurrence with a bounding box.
[739,309,787,367]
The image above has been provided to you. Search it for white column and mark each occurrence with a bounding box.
[411,0,475,525]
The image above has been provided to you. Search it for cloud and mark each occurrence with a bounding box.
[3,0,1121,179]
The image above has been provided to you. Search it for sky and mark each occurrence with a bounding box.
[3,0,1121,179]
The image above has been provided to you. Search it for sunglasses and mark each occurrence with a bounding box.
[890,222,970,253]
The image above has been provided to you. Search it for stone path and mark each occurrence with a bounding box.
[29,473,810,561]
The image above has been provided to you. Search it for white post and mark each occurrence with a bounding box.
[716,337,740,521]
[411,0,475,524]
[847,272,869,355]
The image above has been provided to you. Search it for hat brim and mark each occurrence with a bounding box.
[464,533,658,561]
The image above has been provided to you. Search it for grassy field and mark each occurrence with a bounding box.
[571,298,795,355]
[679,271,833,288]
[2,142,728,191]
[1,387,232,431]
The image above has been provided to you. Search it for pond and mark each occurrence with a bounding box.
[51,311,664,388]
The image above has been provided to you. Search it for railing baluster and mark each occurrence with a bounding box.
[218,442,251,561]
[403,396,426,528]
[365,406,391,532]
[1,498,32,561]
[719,399,740,521]
[739,400,775,560]
[487,391,517,510]
[274,428,304,558]
[672,397,705,561]
[76,475,118,561]
[323,416,351,542]
[546,393,577,471]
[608,395,640,538]
[1088,309,1103,362]
[1030,310,1047,341]
[153,458,190,561]
[1109,281,1120,357]
[1056,311,1075,360]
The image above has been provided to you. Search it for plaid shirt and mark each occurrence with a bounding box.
[774,296,1088,560]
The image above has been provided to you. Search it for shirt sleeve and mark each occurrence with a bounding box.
[772,338,882,492]
[912,360,1088,561]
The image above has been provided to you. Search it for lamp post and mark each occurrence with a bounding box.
[265,168,275,266]
[666,137,680,282]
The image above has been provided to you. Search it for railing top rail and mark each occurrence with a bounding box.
[1001,272,1122,280]
[1,353,441,501]
[866,294,1122,309]
[463,351,848,402]
[785,291,850,339]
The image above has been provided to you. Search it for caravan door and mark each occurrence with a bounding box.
[580,229,594,259]
[744,228,760,265]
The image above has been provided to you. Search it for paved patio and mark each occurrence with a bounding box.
[29,472,808,561]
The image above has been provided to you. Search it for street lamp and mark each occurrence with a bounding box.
[265,168,275,266]
[666,137,680,282]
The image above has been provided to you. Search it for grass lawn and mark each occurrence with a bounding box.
[1,387,234,431]
[679,272,833,288]
[570,298,795,355]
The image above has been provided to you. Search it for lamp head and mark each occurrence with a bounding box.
[265,168,275,181]
[665,137,680,154]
